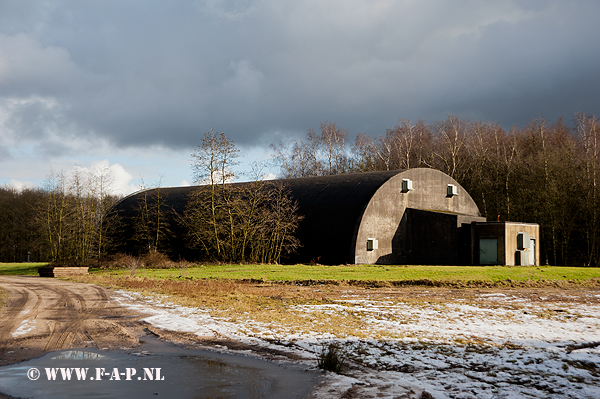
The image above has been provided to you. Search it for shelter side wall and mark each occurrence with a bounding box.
[354,177,407,264]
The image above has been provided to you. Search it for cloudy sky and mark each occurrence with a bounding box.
[1,0,599,194]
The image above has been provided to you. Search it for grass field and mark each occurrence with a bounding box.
[2,262,600,286]
[97,264,600,286]
[0,263,48,275]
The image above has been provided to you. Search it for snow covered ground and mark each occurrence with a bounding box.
[114,288,600,399]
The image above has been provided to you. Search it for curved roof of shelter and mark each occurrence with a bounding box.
[276,169,405,218]
[112,170,405,263]
[116,169,404,216]
[273,170,406,263]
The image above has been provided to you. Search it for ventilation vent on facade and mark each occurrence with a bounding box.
[367,238,378,251]
[447,184,458,197]
[401,179,414,193]
[517,232,530,250]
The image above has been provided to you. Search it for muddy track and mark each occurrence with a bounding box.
[0,276,151,366]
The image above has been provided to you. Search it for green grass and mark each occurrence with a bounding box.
[0,262,48,275]
[93,264,600,285]
[3,261,598,286]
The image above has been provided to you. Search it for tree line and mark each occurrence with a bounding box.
[271,114,600,267]
[0,167,121,263]
[2,113,598,267]
[1,129,302,266]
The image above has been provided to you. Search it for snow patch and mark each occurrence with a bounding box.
[12,319,37,337]
[113,290,600,398]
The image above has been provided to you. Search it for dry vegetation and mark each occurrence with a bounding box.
[68,272,600,340]
[71,274,369,337]
[98,251,190,270]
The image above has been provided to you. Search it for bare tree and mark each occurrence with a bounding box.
[185,131,301,263]
[134,177,171,255]
[575,112,600,266]
[383,119,416,170]
[319,121,349,175]
[250,182,302,263]
[189,128,239,257]
[271,121,351,177]
[39,170,72,262]
[191,127,239,185]
[270,141,296,178]
[351,133,378,172]
[432,115,469,181]
[373,133,394,171]
[91,165,121,261]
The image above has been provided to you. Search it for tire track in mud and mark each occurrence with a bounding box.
[43,281,141,351]
[0,276,151,366]
[0,288,28,350]
[41,284,90,352]
[0,281,46,344]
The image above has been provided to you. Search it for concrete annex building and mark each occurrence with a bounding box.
[112,168,539,266]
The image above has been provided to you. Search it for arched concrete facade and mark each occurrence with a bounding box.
[352,168,484,264]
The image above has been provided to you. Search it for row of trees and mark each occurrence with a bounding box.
[42,168,120,263]
[3,114,597,266]
[0,186,45,262]
[271,114,600,267]
[1,130,302,265]
[0,167,121,263]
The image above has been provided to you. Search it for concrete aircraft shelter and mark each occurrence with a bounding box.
[110,168,539,266]
[278,168,487,265]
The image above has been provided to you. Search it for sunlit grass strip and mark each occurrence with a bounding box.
[91,264,600,285]
[2,262,599,287]
[0,263,48,275]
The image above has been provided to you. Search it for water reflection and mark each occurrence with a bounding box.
[51,351,106,360]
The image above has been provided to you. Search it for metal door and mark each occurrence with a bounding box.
[479,238,498,265]
[529,239,536,266]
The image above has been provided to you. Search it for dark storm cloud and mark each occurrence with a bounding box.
[1,0,599,153]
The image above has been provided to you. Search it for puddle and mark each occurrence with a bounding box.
[0,336,320,398]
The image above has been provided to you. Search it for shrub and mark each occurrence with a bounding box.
[94,253,141,270]
[317,343,346,374]
[141,251,176,269]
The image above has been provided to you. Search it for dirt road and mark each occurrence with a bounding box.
[0,276,150,367]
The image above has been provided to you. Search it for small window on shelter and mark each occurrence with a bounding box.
[447,184,458,197]
[401,179,414,193]
[367,238,378,251]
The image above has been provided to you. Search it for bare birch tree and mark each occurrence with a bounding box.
[575,112,600,266]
